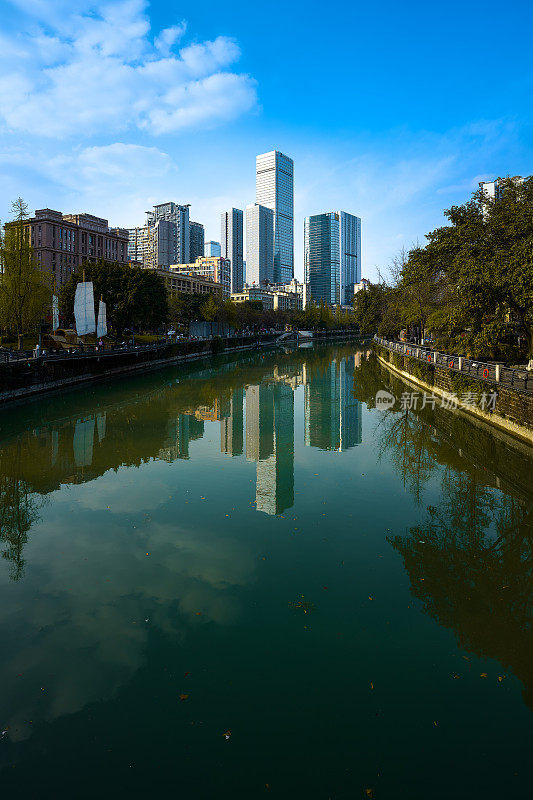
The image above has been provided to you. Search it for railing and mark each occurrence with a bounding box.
[374,336,532,393]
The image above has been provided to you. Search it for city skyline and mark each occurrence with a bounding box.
[1,1,530,283]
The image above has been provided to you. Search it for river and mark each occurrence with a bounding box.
[0,343,531,798]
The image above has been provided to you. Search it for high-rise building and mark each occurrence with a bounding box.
[221,208,244,293]
[205,240,221,257]
[145,202,190,266]
[245,204,274,286]
[189,221,205,262]
[127,226,150,266]
[304,211,361,306]
[256,150,294,283]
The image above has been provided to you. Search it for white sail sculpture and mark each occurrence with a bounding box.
[96,299,107,338]
[74,281,96,336]
[52,294,59,331]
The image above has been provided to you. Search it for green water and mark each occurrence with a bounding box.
[0,344,532,799]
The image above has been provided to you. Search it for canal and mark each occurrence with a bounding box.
[0,343,531,798]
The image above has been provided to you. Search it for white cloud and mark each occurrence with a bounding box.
[0,0,257,137]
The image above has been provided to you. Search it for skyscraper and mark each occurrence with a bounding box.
[304,211,361,305]
[145,202,190,266]
[245,204,274,286]
[256,150,294,283]
[205,240,221,257]
[189,221,205,262]
[221,208,244,293]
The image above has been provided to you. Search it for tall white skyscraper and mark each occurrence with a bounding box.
[256,150,294,283]
[245,204,274,286]
[304,211,361,305]
[221,208,244,293]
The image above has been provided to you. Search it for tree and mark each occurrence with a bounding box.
[0,198,51,337]
[60,261,168,335]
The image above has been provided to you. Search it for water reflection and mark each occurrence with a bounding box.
[0,347,368,579]
[354,354,533,709]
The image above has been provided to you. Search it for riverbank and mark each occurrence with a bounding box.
[375,344,533,446]
[0,330,366,407]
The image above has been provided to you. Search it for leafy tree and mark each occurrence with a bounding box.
[60,261,169,335]
[0,198,51,337]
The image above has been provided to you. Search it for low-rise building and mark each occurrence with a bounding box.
[353,279,370,295]
[21,208,128,287]
[268,278,310,309]
[170,256,231,297]
[231,285,302,311]
[157,269,223,298]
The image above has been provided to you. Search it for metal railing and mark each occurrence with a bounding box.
[374,336,532,393]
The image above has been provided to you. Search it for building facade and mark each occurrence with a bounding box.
[23,208,128,287]
[189,221,205,262]
[256,150,294,283]
[231,285,302,311]
[221,208,244,293]
[269,278,310,309]
[127,225,150,266]
[204,240,221,257]
[157,269,223,298]
[304,211,361,306]
[170,256,231,296]
[145,202,190,266]
[245,203,274,287]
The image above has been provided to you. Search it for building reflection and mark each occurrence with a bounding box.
[0,348,367,577]
[304,355,362,451]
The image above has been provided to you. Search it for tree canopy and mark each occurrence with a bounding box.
[60,260,169,335]
[0,198,51,336]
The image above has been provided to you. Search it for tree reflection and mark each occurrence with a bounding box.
[355,358,533,709]
[0,446,44,581]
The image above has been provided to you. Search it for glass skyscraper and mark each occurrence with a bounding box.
[245,204,274,286]
[304,211,361,306]
[256,151,294,283]
[221,208,244,293]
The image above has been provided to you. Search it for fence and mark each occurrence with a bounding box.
[374,336,532,393]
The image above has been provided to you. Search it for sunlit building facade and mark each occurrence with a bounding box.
[221,208,244,293]
[304,211,361,306]
[256,150,294,283]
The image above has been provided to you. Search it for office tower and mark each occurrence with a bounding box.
[304,211,361,306]
[304,356,362,451]
[221,208,244,293]
[189,221,205,262]
[205,240,221,257]
[221,388,244,456]
[256,150,294,283]
[245,204,274,286]
[243,260,246,284]
[145,202,190,266]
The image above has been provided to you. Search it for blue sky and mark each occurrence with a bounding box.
[0,0,531,279]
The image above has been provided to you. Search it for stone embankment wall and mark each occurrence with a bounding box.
[375,344,533,444]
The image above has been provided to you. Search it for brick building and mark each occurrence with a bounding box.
[23,208,129,287]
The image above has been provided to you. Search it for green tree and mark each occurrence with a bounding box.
[60,261,168,335]
[0,198,51,337]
